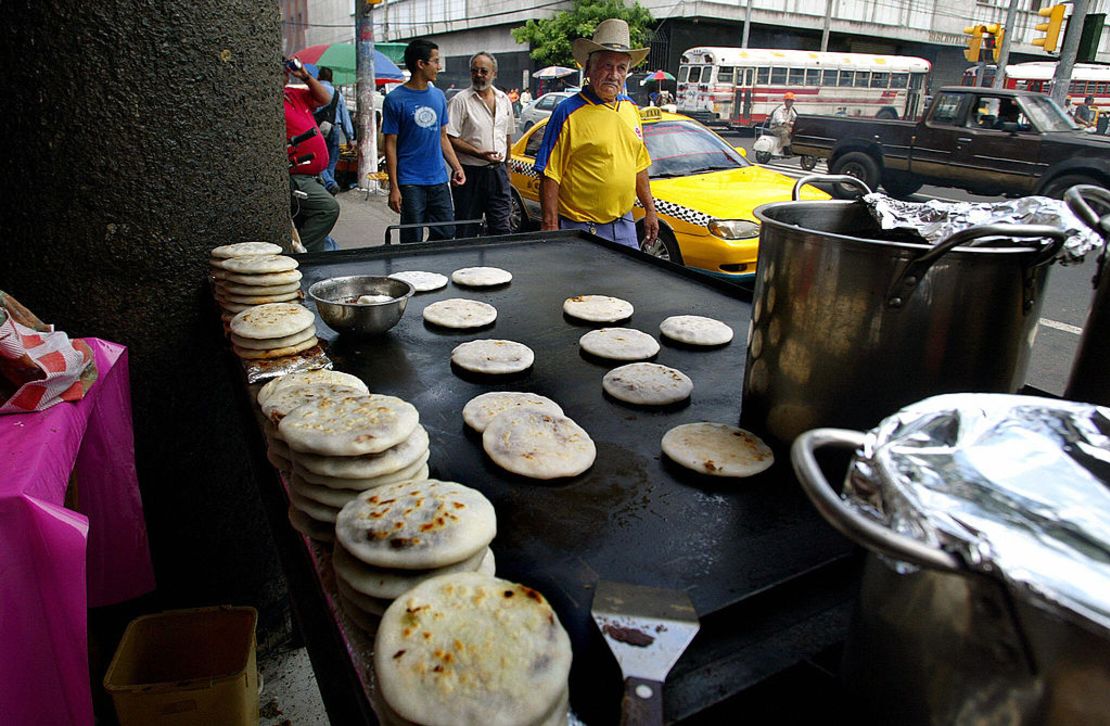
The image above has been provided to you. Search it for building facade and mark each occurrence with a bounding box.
[282,0,1109,93]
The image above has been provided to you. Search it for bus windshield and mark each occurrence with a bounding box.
[1020,95,1080,132]
[643,120,749,177]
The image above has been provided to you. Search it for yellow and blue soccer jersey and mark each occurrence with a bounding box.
[534,88,651,223]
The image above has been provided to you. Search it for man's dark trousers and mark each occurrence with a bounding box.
[452,163,512,239]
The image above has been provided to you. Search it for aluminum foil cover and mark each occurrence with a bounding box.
[865,194,1104,263]
[844,393,1110,631]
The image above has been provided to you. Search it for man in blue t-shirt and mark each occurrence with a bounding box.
[383,39,466,243]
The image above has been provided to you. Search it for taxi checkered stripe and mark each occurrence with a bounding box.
[634,198,712,228]
[510,159,539,179]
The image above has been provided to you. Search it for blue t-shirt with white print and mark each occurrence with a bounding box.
[382,85,449,186]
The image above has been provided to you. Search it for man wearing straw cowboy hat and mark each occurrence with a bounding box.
[534,18,659,250]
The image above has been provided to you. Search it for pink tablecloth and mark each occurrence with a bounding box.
[0,338,156,726]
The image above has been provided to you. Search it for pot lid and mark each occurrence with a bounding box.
[845,393,1110,632]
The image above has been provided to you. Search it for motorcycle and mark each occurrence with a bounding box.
[752,122,819,170]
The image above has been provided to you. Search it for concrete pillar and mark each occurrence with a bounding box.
[2,1,291,627]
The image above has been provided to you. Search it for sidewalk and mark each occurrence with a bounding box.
[330,187,397,250]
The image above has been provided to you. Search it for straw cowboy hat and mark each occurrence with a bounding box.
[572,19,650,69]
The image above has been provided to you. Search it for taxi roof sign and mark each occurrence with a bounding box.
[638,106,663,120]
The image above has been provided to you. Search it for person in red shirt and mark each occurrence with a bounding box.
[284,60,339,251]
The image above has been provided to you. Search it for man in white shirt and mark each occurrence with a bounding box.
[769,91,798,155]
[447,51,516,237]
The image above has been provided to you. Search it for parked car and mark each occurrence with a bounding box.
[517,91,578,133]
[791,86,1110,198]
[508,106,828,281]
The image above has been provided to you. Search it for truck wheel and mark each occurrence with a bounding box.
[755,150,772,164]
[876,107,898,119]
[800,155,819,171]
[830,152,881,197]
[1040,174,1102,200]
[881,172,924,199]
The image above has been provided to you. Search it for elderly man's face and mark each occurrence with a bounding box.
[470,55,495,91]
[588,50,631,103]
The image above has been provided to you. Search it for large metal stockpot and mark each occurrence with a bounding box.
[791,396,1110,725]
[742,179,1065,448]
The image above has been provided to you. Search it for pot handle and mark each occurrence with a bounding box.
[791,428,963,573]
[792,174,873,201]
[887,224,1068,308]
[1064,184,1110,237]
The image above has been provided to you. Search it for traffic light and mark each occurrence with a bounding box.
[1033,4,1066,54]
[984,23,1005,62]
[964,24,985,62]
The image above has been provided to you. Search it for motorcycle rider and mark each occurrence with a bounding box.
[768,91,798,155]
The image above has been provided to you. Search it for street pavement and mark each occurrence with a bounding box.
[330,187,395,250]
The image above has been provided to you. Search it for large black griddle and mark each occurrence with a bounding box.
[293,232,854,723]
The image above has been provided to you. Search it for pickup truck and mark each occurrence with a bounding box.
[790,86,1110,198]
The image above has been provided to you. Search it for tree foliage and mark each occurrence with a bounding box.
[511,0,654,68]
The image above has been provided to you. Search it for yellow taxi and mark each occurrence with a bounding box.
[508,106,828,280]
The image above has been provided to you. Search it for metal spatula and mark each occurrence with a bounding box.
[591,580,700,726]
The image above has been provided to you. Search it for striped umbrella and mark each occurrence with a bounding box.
[292,43,405,86]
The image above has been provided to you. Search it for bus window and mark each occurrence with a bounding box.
[771,67,787,84]
[756,67,770,84]
[740,68,753,87]
[1098,82,1109,94]
[909,72,925,90]
[789,68,805,85]
[804,68,821,86]
[871,72,889,88]
[822,69,838,86]
[854,71,871,88]
[718,66,734,84]
[891,73,908,89]
[838,71,854,87]
[688,66,703,83]
[679,66,691,82]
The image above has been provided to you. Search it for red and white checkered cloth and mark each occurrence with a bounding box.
[0,313,97,414]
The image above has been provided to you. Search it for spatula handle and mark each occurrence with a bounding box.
[620,676,664,726]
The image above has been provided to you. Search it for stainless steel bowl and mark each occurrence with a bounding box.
[308,275,414,336]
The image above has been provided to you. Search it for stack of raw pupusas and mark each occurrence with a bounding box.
[229,302,319,362]
[373,572,572,726]
[255,372,371,541]
[208,242,304,322]
[275,392,431,545]
[331,480,498,635]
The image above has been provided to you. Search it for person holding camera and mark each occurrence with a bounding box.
[284,58,339,252]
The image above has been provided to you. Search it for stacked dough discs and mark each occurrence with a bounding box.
[275,393,428,537]
[209,243,304,320]
[661,422,774,477]
[229,303,318,361]
[462,392,564,433]
[374,572,572,726]
[334,480,497,631]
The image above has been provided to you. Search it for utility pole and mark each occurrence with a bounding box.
[821,0,833,52]
[356,0,380,193]
[992,0,1020,89]
[1051,0,1091,105]
[741,0,754,48]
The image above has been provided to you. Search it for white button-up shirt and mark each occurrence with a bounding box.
[446,87,516,167]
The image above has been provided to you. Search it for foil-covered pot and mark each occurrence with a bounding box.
[792,394,1110,725]
[865,194,1105,264]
